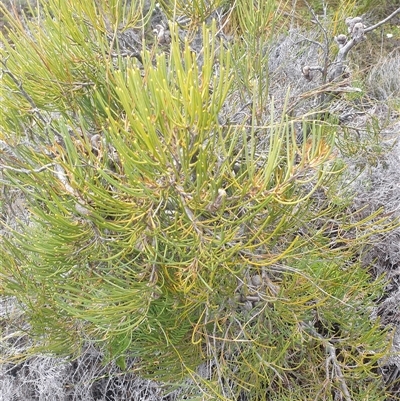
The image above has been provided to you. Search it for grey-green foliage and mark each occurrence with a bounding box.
[0,0,396,400]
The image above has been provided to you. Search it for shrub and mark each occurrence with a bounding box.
[0,1,397,399]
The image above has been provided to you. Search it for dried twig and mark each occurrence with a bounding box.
[365,7,400,33]
[303,0,331,83]
[0,163,55,174]
[301,322,352,401]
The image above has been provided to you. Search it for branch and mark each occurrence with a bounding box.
[297,6,400,115]
[365,7,400,33]
[330,9,400,82]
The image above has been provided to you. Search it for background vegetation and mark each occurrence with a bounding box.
[1,0,399,400]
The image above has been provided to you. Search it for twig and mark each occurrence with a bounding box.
[301,322,352,401]
[303,0,330,83]
[0,163,55,174]
[294,36,325,53]
[365,7,400,33]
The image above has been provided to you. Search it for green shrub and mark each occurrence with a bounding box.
[0,1,395,399]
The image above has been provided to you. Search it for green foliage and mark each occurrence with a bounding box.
[0,0,395,399]
[228,0,280,112]
[158,0,227,26]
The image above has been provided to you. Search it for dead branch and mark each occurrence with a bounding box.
[330,8,400,83]
[365,7,400,33]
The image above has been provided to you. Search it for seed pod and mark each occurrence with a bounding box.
[335,34,347,46]
[352,22,365,42]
